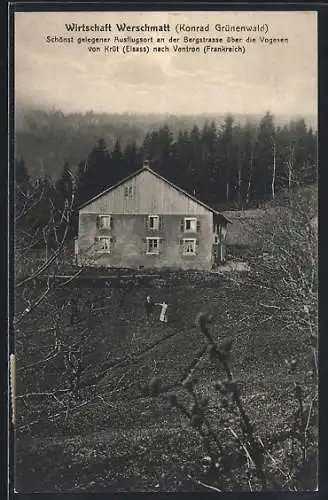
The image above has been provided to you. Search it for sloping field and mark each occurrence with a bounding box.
[15,273,315,492]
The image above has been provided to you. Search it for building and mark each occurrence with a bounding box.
[75,164,231,270]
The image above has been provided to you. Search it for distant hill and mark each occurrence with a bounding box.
[14,104,317,181]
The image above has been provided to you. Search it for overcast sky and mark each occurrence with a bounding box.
[14,11,317,118]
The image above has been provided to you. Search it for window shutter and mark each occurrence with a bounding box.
[144,216,148,230]
[159,216,163,231]
[96,216,101,229]
[110,217,114,230]
[196,239,199,245]
[196,220,201,232]
[180,219,184,233]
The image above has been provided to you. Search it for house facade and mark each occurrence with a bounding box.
[76,166,230,270]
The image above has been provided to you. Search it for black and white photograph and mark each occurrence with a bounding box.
[12,9,318,492]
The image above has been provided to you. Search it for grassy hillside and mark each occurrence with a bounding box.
[15,272,316,492]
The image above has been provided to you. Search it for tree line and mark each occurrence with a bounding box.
[75,111,317,210]
[15,111,317,242]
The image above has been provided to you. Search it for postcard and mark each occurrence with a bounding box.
[12,9,318,493]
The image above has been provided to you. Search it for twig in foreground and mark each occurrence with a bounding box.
[187,474,222,492]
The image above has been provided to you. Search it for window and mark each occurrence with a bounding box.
[148,215,160,230]
[97,215,111,229]
[95,236,112,253]
[124,185,134,199]
[183,238,197,255]
[146,237,160,255]
[184,218,197,232]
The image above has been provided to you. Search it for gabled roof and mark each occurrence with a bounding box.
[78,166,232,224]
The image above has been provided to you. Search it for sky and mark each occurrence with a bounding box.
[14,11,317,118]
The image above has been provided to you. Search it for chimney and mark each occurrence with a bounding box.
[143,159,150,168]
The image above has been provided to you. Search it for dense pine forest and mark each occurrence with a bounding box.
[15,110,317,242]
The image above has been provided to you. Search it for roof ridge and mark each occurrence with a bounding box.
[78,166,231,223]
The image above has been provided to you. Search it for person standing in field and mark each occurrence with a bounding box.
[145,295,154,321]
[157,301,168,323]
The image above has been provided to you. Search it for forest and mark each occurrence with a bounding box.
[15,110,317,242]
